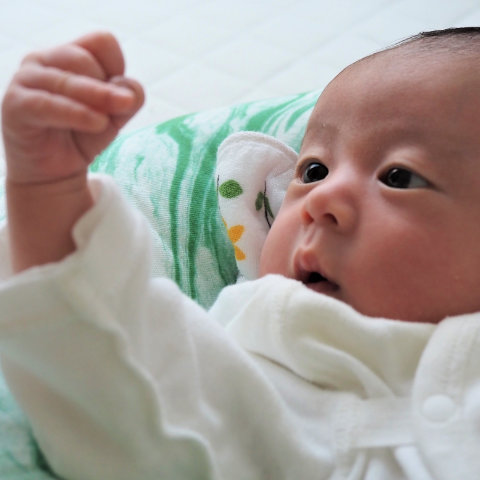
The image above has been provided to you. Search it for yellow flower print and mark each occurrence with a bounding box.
[223,219,246,261]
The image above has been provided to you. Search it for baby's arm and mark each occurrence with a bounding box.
[1,32,144,272]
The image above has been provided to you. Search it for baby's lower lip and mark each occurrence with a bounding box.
[305,279,340,295]
[302,271,340,295]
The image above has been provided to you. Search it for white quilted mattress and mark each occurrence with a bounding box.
[0,0,478,147]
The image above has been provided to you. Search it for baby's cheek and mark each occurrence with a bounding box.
[258,231,276,277]
[259,217,295,277]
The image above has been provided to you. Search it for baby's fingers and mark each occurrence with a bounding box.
[4,85,109,132]
[109,76,145,129]
[16,65,136,115]
[23,32,125,81]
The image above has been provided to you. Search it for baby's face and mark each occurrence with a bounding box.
[259,50,480,323]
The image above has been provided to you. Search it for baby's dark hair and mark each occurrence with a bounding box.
[346,26,480,73]
[387,26,480,56]
[400,26,480,42]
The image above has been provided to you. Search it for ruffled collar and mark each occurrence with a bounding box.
[212,275,435,397]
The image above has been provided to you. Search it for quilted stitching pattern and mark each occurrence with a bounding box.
[0,0,478,163]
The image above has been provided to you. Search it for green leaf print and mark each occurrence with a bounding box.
[219,179,243,198]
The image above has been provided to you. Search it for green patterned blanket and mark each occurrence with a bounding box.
[0,90,319,478]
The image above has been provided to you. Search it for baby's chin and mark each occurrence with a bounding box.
[349,301,446,324]
[260,265,479,324]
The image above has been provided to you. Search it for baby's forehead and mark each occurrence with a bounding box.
[340,32,480,86]
[302,50,480,158]
[309,45,480,123]
[346,44,478,85]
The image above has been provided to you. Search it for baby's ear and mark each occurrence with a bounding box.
[216,132,297,281]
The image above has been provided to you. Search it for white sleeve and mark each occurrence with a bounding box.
[0,175,327,480]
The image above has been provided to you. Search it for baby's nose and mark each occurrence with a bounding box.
[301,175,358,233]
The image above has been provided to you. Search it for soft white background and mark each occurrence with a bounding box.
[0,0,478,161]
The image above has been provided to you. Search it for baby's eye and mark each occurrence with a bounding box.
[380,167,429,189]
[301,162,329,184]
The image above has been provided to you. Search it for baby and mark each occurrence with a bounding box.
[260,28,480,324]
[1,27,480,480]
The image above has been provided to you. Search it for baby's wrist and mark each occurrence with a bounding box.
[5,156,90,187]
[6,171,94,229]
[6,169,90,194]
[6,172,94,272]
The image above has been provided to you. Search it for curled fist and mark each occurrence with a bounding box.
[2,31,144,185]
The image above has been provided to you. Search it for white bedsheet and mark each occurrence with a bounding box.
[0,0,478,155]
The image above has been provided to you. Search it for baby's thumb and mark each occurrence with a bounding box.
[109,76,145,130]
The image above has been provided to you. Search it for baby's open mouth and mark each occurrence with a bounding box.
[307,272,328,283]
[304,271,340,294]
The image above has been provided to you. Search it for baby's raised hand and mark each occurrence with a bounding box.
[2,32,144,185]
